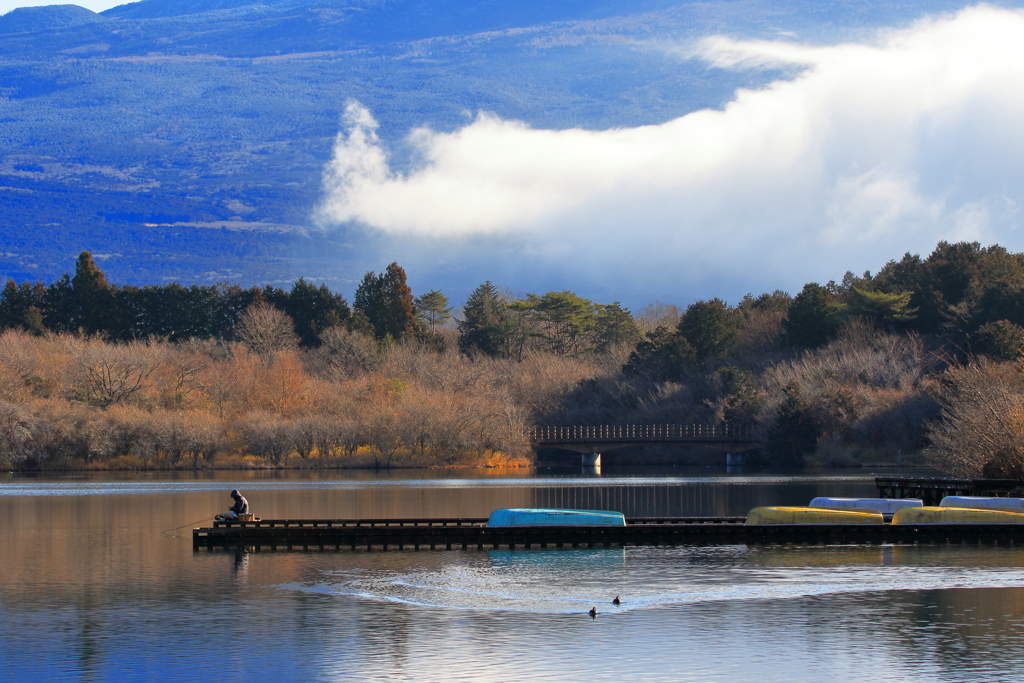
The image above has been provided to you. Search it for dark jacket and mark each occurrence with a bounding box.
[230,495,249,515]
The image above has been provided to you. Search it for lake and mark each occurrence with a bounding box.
[3,468,1024,682]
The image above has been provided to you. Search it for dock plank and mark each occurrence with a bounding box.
[193,517,1024,551]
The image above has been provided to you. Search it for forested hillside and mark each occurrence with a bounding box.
[0,240,1023,474]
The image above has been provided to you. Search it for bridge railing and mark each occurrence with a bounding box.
[530,424,752,443]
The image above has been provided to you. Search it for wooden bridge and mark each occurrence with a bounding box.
[530,424,762,466]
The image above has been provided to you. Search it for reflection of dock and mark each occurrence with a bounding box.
[193,517,1024,551]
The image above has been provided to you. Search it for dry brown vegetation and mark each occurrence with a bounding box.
[550,317,944,467]
[0,328,612,470]
[0,308,1007,474]
[925,358,1024,478]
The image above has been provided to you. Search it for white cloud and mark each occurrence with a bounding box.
[318,5,1024,302]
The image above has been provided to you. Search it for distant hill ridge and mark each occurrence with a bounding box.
[0,0,684,48]
[0,4,105,34]
[101,0,329,20]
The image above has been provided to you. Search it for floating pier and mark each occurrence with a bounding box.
[876,477,1022,505]
[193,516,1024,551]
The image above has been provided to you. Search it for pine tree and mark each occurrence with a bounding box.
[414,290,453,332]
[766,384,821,467]
[511,290,598,356]
[0,279,45,333]
[458,281,510,356]
[677,298,738,361]
[71,251,113,334]
[852,287,918,327]
[42,274,75,333]
[783,283,846,348]
[623,326,697,381]
[593,302,642,352]
[354,263,414,340]
[284,277,350,347]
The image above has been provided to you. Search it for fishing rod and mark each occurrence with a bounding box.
[162,514,216,535]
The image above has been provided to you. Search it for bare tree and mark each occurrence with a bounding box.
[235,302,298,359]
[235,411,295,466]
[926,359,1024,478]
[66,338,165,407]
[154,346,210,409]
[0,400,33,464]
[636,301,682,334]
[312,326,381,378]
[182,411,227,468]
[0,330,40,401]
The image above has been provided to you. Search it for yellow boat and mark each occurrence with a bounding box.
[892,506,1024,524]
[745,506,884,525]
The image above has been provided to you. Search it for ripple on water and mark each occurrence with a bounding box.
[280,544,1024,614]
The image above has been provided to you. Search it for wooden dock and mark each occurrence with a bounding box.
[875,477,1022,505]
[193,516,1024,551]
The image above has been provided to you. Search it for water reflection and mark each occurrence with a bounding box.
[4,469,1024,682]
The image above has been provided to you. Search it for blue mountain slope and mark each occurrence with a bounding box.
[0,0,1012,297]
[103,0,687,34]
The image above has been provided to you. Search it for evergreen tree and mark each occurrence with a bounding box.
[458,281,510,356]
[512,290,598,356]
[969,320,1024,361]
[593,302,642,352]
[0,279,45,333]
[354,263,414,340]
[851,287,918,328]
[783,283,846,348]
[766,384,821,467]
[354,271,384,332]
[42,274,75,333]
[380,262,415,339]
[718,366,761,424]
[737,290,792,316]
[284,277,350,347]
[71,251,113,334]
[677,298,738,361]
[414,290,453,332]
[622,326,697,382]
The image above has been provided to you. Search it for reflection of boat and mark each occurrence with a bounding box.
[748,545,903,568]
[893,506,1024,524]
[810,497,921,515]
[745,507,884,525]
[487,508,626,527]
[941,496,1024,511]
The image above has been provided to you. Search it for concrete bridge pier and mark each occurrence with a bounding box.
[581,453,602,468]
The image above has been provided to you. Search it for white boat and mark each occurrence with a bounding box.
[809,497,922,515]
[940,496,1024,510]
[487,508,626,527]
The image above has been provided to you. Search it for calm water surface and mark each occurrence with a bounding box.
[3,468,1024,682]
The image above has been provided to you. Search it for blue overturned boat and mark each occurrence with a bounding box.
[487,508,626,527]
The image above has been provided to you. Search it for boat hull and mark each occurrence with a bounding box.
[487,508,626,527]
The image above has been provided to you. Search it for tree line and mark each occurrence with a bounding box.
[3,241,1024,473]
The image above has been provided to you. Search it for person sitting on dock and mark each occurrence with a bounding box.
[217,490,249,521]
